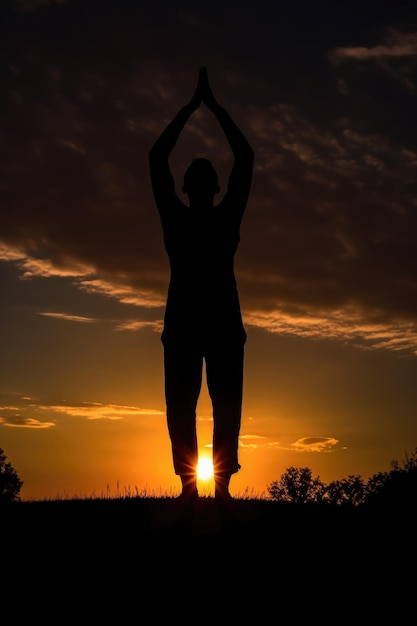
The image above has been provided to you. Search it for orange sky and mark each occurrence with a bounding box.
[2,323,416,500]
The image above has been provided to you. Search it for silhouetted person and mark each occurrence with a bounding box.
[149,67,254,502]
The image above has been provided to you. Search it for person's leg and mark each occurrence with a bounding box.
[206,342,244,499]
[163,342,203,497]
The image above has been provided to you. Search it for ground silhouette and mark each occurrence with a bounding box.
[3,493,414,621]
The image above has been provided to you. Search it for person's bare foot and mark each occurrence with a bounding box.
[214,473,233,502]
[215,490,234,503]
[178,475,198,502]
[177,487,198,502]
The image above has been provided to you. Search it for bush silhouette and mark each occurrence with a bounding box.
[326,475,366,506]
[364,447,417,507]
[267,466,327,504]
[267,446,417,507]
[0,448,23,503]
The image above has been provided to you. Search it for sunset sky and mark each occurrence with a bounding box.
[2,0,417,501]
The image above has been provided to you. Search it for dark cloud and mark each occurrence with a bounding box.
[2,1,417,354]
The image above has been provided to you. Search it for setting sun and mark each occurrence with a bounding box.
[197,457,214,480]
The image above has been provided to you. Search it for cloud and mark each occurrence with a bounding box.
[46,402,164,420]
[239,434,267,450]
[39,312,97,323]
[0,243,94,279]
[78,279,165,308]
[329,29,417,92]
[329,30,417,63]
[239,434,339,453]
[0,394,57,428]
[238,104,417,353]
[114,319,163,332]
[3,94,417,354]
[0,395,165,427]
[244,305,417,356]
[0,416,55,429]
[291,437,339,453]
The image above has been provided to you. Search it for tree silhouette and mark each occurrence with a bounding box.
[0,448,23,503]
[326,475,366,506]
[267,466,326,504]
[364,447,417,507]
[267,446,417,507]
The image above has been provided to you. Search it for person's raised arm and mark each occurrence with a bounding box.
[200,67,254,213]
[149,70,204,211]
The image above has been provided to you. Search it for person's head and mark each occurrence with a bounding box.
[182,158,220,204]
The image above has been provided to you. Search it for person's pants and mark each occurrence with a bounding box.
[163,339,245,478]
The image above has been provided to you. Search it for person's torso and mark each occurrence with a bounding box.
[160,198,245,341]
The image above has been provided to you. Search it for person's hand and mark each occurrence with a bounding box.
[199,66,220,112]
[187,68,204,112]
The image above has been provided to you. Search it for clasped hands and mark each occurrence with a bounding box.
[188,66,220,113]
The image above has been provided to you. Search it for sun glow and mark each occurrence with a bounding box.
[197,457,214,480]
